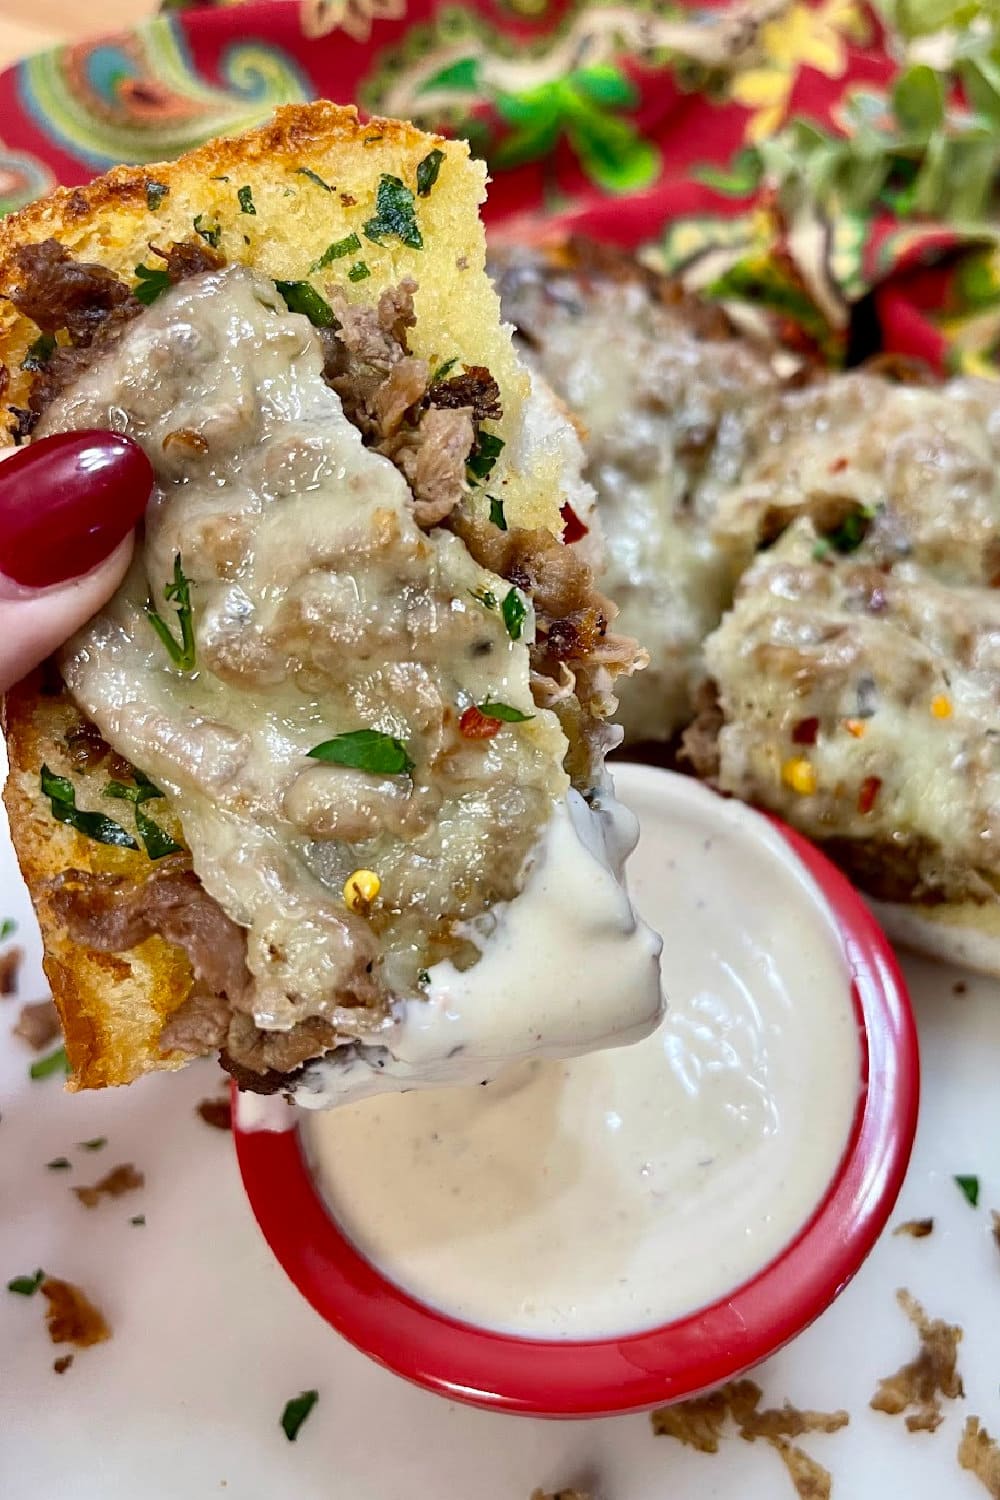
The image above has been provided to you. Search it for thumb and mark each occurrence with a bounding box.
[0,433,153,693]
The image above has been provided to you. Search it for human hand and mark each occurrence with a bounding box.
[0,432,153,692]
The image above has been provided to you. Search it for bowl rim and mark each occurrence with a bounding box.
[233,766,919,1419]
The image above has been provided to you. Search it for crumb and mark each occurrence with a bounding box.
[73,1164,144,1208]
[953,980,968,995]
[53,1354,73,1374]
[13,999,60,1050]
[0,946,24,995]
[769,1436,833,1500]
[653,1379,848,1495]
[893,1218,935,1239]
[41,1278,110,1347]
[456,255,469,270]
[870,1288,963,1432]
[741,1404,848,1441]
[197,1097,232,1131]
[959,1417,1000,1497]
[339,193,356,206]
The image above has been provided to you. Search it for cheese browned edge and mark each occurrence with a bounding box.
[0,101,570,1088]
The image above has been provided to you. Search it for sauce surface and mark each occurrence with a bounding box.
[305,764,860,1338]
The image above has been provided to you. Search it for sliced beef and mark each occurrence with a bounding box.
[153,239,224,282]
[383,405,475,526]
[428,365,502,421]
[222,1011,337,1078]
[159,987,232,1055]
[9,239,140,346]
[48,868,250,1006]
[13,998,61,1050]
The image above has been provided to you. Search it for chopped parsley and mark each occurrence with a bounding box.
[488,496,507,531]
[134,262,172,306]
[79,1137,107,1152]
[30,1045,69,1081]
[20,333,56,371]
[955,1174,980,1207]
[313,232,361,270]
[193,213,222,249]
[814,506,876,560]
[294,167,333,192]
[467,431,505,484]
[308,730,414,776]
[145,181,169,211]
[281,1389,319,1442]
[502,588,527,642]
[348,261,371,283]
[478,700,534,723]
[237,185,256,215]
[145,555,196,672]
[416,148,445,197]
[363,174,423,250]
[470,587,498,611]
[47,1157,71,1171]
[106,775,182,861]
[41,766,137,851]
[431,357,458,385]
[0,918,17,941]
[7,1269,44,1296]
[130,1215,146,1227]
[275,280,336,328]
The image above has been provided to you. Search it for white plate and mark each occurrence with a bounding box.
[2,756,998,1499]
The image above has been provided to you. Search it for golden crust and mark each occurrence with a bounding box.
[0,101,550,1089]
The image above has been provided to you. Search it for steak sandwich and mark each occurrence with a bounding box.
[0,106,663,1104]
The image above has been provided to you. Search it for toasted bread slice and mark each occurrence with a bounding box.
[0,103,599,1089]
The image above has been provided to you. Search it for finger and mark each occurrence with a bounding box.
[0,535,135,692]
[0,432,152,692]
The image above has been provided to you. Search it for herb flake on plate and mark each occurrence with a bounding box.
[79,1138,107,1152]
[281,1389,319,1442]
[30,1045,69,1081]
[308,730,414,776]
[41,766,137,851]
[0,918,17,941]
[145,555,196,671]
[7,1269,44,1296]
[47,1158,72,1171]
[955,1174,980,1207]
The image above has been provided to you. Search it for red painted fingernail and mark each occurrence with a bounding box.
[0,431,154,589]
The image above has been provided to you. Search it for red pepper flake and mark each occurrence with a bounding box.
[459,705,501,740]
[560,503,589,545]
[791,717,819,746]
[829,456,849,474]
[858,776,882,815]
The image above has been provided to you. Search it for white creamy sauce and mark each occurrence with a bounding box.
[304,764,860,1338]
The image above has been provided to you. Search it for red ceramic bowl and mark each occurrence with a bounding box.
[235,791,918,1420]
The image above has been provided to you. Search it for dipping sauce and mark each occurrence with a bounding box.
[305,764,861,1339]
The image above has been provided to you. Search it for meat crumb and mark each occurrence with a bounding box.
[870,1288,963,1432]
[953,980,968,995]
[41,1278,110,1347]
[197,1097,232,1131]
[959,1417,1000,1498]
[893,1218,935,1239]
[13,999,60,1051]
[73,1163,144,1208]
[0,946,24,995]
[652,1379,847,1496]
[53,1355,74,1374]
[769,1436,833,1500]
